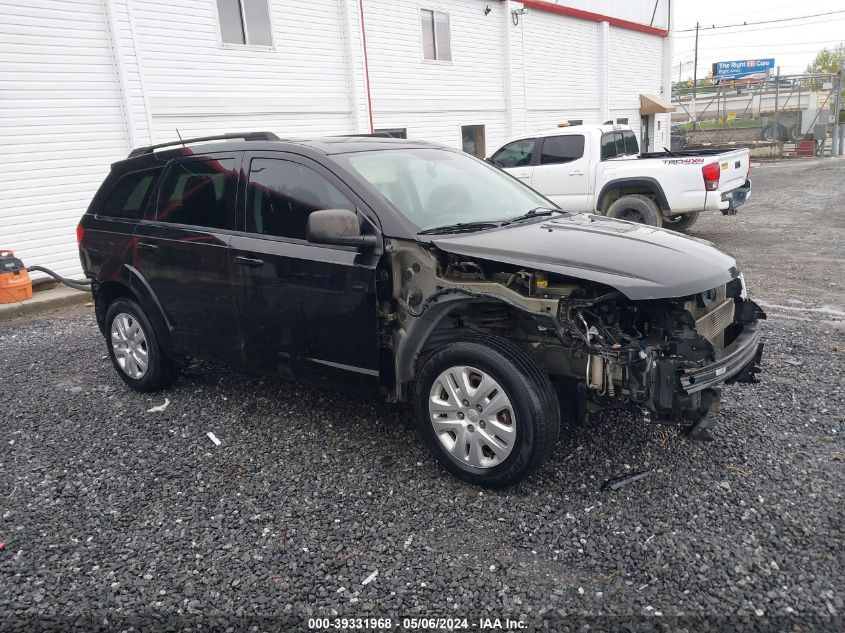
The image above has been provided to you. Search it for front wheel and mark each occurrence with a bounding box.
[663,211,700,232]
[605,194,663,227]
[413,336,560,487]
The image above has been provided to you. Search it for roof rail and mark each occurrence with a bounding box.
[127,131,280,158]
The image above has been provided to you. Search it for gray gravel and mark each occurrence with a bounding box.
[1,159,844,631]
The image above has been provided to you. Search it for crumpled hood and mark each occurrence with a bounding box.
[429,213,741,300]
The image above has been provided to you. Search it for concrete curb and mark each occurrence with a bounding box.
[0,287,91,321]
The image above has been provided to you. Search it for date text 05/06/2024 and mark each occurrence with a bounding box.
[307,617,526,630]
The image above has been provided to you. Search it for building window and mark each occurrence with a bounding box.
[568,120,583,126]
[216,0,273,46]
[375,128,408,139]
[616,117,629,125]
[421,9,451,61]
[461,125,485,158]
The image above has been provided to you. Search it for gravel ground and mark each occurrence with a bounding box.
[1,160,843,631]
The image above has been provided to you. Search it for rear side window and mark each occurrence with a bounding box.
[600,133,616,160]
[99,168,162,219]
[157,158,237,229]
[540,135,585,165]
[246,158,354,240]
[490,138,536,168]
[623,131,639,154]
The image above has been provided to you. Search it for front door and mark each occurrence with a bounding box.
[229,152,381,393]
[529,134,591,212]
[490,138,537,186]
[132,153,242,364]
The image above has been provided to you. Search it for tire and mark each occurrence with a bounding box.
[606,194,663,227]
[413,335,560,488]
[105,298,178,392]
[759,123,787,142]
[662,211,700,232]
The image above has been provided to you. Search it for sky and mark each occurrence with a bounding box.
[672,0,845,81]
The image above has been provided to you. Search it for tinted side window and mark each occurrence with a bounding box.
[157,159,236,229]
[246,158,354,240]
[491,138,536,168]
[99,168,163,219]
[623,131,639,155]
[540,135,585,165]
[600,133,616,160]
[614,132,625,156]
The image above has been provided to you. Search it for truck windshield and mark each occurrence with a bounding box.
[344,148,553,231]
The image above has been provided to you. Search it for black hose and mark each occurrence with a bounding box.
[26,265,91,292]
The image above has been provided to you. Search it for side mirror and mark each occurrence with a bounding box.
[306,208,377,248]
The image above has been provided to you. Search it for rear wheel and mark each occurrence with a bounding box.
[414,336,560,488]
[663,211,700,232]
[606,194,663,227]
[105,298,178,392]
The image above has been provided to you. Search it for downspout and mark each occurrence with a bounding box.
[502,0,514,138]
[357,0,375,133]
[598,20,610,124]
[102,0,138,149]
[341,0,363,133]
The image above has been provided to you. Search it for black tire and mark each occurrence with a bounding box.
[606,194,663,227]
[413,335,560,488]
[105,298,178,392]
[662,211,700,232]
[759,122,787,142]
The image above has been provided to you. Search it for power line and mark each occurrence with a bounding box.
[674,39,845,55]
[674,16,845,39]
[674,9,845,32]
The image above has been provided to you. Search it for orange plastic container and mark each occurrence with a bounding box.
[0,249,33,304]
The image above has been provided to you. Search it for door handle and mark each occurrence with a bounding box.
[137,242,158,252]
[515,174,531,179]
[569,170,585,176]
[234,256,265,268]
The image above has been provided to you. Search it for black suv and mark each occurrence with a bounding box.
[79,132,764,487]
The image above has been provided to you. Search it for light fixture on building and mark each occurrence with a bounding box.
[484,5,491,15]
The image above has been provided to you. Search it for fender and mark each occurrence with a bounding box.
[123,264,175,350]
[596,177,670,212]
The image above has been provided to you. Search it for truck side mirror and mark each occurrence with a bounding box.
[306,209,377,248]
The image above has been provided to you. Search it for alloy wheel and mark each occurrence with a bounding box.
[428,365,517,468]
[110,312,149,379]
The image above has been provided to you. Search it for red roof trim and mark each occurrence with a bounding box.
[520,0,669,37]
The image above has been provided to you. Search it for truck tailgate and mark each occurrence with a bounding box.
[714,149,750,192]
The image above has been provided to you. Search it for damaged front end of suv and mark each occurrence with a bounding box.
[382,214,765,439]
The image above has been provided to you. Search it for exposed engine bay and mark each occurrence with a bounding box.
[379,238,765,436]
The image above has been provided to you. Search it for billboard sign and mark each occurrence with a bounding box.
[712,59,775,80]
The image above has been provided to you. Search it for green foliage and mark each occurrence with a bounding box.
[806,43,845,74]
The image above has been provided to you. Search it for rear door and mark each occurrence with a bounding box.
[229,152,382,394]
[132,152,242,364]
[489,138,537,185]
[529,134,590,212]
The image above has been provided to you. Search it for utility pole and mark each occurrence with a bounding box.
[692,21,699,126]
[692,22,699,97]
[833,65,842,157]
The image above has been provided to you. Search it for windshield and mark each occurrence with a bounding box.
[344,148,553,231]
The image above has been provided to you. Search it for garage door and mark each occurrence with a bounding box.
[0,0,130,280]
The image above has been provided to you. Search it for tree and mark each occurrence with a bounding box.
[806,43,845,74]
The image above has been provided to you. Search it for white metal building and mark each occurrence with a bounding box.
[0,0,674,278]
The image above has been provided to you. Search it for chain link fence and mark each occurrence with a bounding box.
[671,73,842,157]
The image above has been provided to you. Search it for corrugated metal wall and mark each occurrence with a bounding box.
[0,0,131,279]
[0,0,670,280]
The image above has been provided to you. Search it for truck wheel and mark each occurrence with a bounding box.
[760,123,787,142]
[413,335,560,488]
[663,212,700,232]
[606,194,663,227]
[105,298,178,392]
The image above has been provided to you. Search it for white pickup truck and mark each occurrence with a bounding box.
[488,124,751,231]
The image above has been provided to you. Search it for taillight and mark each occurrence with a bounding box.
[76,223,84,245]
[702,162,721,191]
